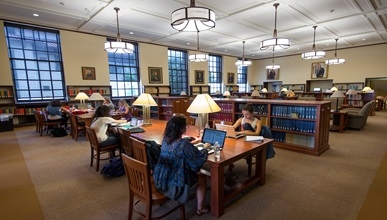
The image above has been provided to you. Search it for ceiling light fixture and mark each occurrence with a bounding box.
[104,7,134,53]
[260,3,290,50]
[235,41,252,67]
[189,31,209,62]
[266,49,280,69]
[171,0,215,32]
[301,26,326,59]
[325,39,345,65]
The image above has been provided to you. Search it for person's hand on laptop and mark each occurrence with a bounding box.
[203,143,211,149]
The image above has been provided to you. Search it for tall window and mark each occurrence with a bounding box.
[208,55,222,94]
[237,65,248,92]
[108,42,140,97]
[4,23,65,102]
[168,49,188,95]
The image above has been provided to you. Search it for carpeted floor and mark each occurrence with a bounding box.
[1,110,387,220]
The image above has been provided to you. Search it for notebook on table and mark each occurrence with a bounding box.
[215,123,244,139]
[194,128,227,154]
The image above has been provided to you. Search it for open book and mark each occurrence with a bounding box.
[244,136,264,142]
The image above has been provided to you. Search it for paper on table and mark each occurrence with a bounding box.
[244,136,264,142]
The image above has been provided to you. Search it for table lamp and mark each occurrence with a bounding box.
[330,86,338,92]
[362,86,372,92]
[132,93,158,126]
[74,92,89,109]
[223,91,231,99]
[330,90,345,112]
[346,89,358,106]
[88,92,105,108]
[251,89,260,99]
[261,88,268,93]
[281,88,288,92]
[186,94,221,137]
[180,91,187,96]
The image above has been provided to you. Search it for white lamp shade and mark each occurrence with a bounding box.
[251,90,260,97]
[346,89,358,95]
[261,88,268,93]
[132,93,158,106]
[171,5,216,32]
[331,90,346,98]
[223,91,231,97]
[88,92,105,101]
[235,60,252,66]
[281,88,288,92]
[187,94,221,113]
[180,91,187,95]
[330,87,338,92]
[189,53,209,62]
[362,86,372,92]
[74,92,89,100]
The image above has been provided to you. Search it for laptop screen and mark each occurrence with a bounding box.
[202,128,226,147]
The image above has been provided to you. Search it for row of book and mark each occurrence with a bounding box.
[272,105,316,119]
[209,113,233,122]
[236,104,268,115]
[0,108,14,114]
[68,89,110,96]
[272,131,315,148]
[271,118,316,134]
[0,90,13,98]
[218,103,233,112]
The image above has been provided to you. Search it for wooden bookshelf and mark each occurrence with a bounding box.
[282,84,305,92]
[190,85,210,95]
[333,82,364,92]
[250,85,263,92]
[144,85,170,96]
[211,98,331,156]
[67,85,112,103]
[0,86,15,114]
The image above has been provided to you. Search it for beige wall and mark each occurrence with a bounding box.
[1,20,387,93]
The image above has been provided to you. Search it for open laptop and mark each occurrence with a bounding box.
[195,128,227,154]
[215,123,244,139]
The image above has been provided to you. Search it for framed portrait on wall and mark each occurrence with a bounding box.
[311,62,329,79]
[266,69,280,80]
[82,67,96,80]
[148,67,163,84]
[195,70,204,84]
[227,72,235,84]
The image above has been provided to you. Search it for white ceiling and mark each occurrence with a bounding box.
[0,0,386,60]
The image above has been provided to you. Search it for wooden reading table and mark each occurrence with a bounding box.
[330,110,348,133]
[130,120,274,217]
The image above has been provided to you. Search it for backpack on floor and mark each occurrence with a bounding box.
[100,157,125,177]
[51,127,67,137]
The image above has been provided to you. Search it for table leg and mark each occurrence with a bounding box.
[339,114,344,132]
[256,146,267,185]
[210,163,224,217]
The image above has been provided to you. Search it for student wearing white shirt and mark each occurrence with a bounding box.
[90,105,126,147]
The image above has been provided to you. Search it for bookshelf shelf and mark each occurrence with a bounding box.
[211,98,331,156]
[144,85,170,96]
[190,85,210,95]
[67,85,112,103]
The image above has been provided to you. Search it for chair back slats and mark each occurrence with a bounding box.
[130,137,147,163]
[122,154,151,202]
[85,127,100,150]
[118,128,132,156]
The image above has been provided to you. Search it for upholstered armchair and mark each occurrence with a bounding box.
[346,100,375,130]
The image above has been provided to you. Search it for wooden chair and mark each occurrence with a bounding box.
[118,128,132,156]
[130,137,147,163]
[85,127,121,171]
[36,110,61,136]
[121,154,185,220]
[34,110,41,133]
[69,114,86,141]
[131,107,140,117]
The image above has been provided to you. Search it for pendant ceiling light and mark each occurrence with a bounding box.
[189,31,208,62]
[260,3,290,51]
[301,26,325,59]
[325,39,346,65]
[171,0,215,32]
[104,7,134,53]
[235,41,252,66]
[266,49,280,69]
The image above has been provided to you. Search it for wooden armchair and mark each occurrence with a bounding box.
[118,128,132,156]
[36,110,61,136]
[85,127,121,171]
[69,114,86,141]
[121,154,185,220]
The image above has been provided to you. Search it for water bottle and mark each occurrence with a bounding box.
[214,141,221,159]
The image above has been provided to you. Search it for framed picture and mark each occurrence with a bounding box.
[311,62,329,79]
[195,70,204,84]
[266,69,280,80]
[82,67,96,80]
[148,67,163,84]
[227,72,235,84]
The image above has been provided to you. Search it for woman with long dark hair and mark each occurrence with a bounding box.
[153,116,210,215]
[46,99,69,128]
[90,105,126,147]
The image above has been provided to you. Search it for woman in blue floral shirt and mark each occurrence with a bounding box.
[153,116,210,215]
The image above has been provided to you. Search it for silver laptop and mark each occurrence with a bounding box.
[215,124,244,139]
[194,128,227,154]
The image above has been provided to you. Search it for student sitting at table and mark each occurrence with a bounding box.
[116,99,131,120]
[46,99,70,129]
[103,97,115,111]
[90,105,126,147]
[153,115,211,215]
[233,103,262,136]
